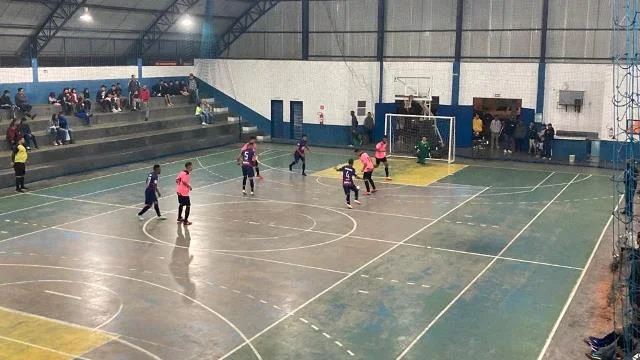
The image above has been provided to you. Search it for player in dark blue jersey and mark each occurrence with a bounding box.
[289,134,309,176]
[336,159,361,209]
[138,164,166,220]
[238,147,256,195]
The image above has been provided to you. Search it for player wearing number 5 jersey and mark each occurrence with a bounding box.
[238,146,256,195]
[240,136,262,180]
[336,158,361,209]
[375,136,392,180]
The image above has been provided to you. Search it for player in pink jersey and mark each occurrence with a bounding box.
[175,162,193,225]
[374,136,392,180]
[240,136,263,180]
[356,149,377,195]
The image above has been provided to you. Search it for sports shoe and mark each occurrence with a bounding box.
[301,172,307,176]
[385,177,392,181]
[112,108,118,113]
[201,122,206,126]
[138,215,145,221]
[353,200,361,205]
[251,191,254,196]
[364,192,370,196]
[177,217,184,223]
[371,189,378,193]
[157,216,167,220]
[346,204,353,209]
[289,164,293,171]
[183,221,192,226]
[243,190,247,195]
[258,175,264,180]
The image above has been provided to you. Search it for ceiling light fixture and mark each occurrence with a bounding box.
[79,7,93,22]
[181,14,194,28]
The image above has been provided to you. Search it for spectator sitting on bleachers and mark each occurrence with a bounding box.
[195,100,212,125]
[1,90,16,113]
[59,88,73,115]
[131,90,141,111]
[115,83,128,110]
[160,81,174,107]
[82,88,92,111]
[14,88,36,120]
[74,98,92,125]
[50,114,70,145]
[20,117,38,150]
[152,80,162,97]
[71,88,79,104]
[107,84,122,113]
[96,85,112,112]
[179,82,189,96]
[48,92,60,106]
[5,118,21,150]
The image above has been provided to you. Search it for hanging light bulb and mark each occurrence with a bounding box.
[79,7,93,22]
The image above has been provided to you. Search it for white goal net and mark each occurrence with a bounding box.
[384,114,456,164]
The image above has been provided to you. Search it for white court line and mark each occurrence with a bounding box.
[0,264,262,360]
[535,194,624,360]
[48,227,348,275]
[0,199,66,217]
[0,147,241,201]
[44,290,82,300]
[73,151,288,200]
[395,174,580,359]
[0,335,93,360]
[218,186,490,359]
[531,172,556,192]
[0,305,162,360]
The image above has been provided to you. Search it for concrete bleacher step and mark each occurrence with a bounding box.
[0,122,238,166]
[0,129,238,188]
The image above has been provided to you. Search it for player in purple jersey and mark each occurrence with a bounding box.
[238,147,256,195]
[336,158,361,209]
[138,164,166,220]
[289,134,310,176]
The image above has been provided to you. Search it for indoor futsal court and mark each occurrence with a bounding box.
[0,143,613,360]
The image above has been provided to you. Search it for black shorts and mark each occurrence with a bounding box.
[294,152,305,162]
[178,195,191,206]
[144,188,157,204]
[13,162,25,177]
[375,157,387,165]
[343,183,358,195]
[242,165,255,178]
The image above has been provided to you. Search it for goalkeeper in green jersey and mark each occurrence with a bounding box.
[415,136,431,164]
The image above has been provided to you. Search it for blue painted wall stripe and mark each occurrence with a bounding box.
[452,61,460,106]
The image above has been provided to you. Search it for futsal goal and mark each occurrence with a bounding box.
[384,114,456,164]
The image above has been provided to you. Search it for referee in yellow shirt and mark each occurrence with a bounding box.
[11,138,27,192]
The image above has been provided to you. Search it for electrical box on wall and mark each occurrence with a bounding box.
[558,90,584,113]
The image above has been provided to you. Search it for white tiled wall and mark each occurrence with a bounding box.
[0,67,33,84]
[196,59,615,138]
[543,63,613,138]
[143,66,193,79]
[38,66,138,82]
[383,62,453,104]
[196,59,379,126]
[459,62,539,108]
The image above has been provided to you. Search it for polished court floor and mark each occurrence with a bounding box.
[0,144,615,359]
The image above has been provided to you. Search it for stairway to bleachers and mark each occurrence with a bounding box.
[0,95,241,188]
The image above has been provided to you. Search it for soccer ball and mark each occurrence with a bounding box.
[356,186,360,190]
